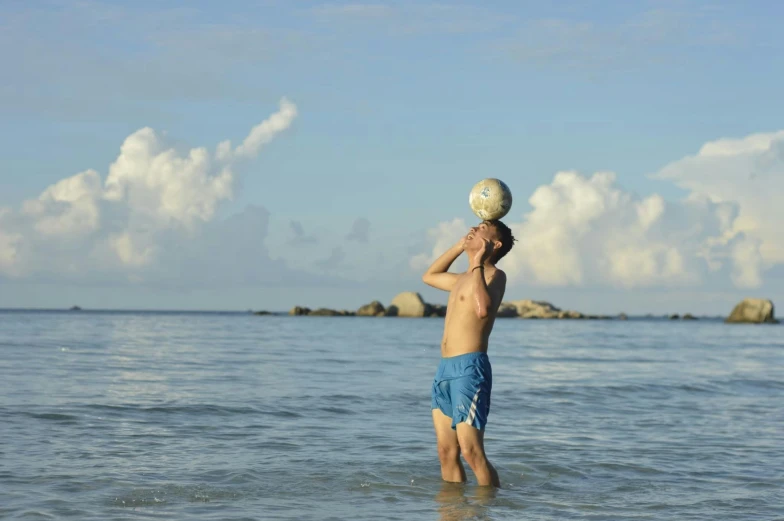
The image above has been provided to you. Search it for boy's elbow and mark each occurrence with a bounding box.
[475,306,489,319]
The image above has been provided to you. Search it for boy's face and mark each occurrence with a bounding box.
[465,221,500,249]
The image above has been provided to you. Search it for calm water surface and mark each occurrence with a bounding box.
[1,311,782,520]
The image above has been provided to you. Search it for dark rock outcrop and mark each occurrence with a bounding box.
[309,308,354,316]
[429,304,447,318]
[500,300,588,319]
[496,303,519,318]
[357,300,385,317]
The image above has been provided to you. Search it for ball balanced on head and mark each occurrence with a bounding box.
[469,178,512,220]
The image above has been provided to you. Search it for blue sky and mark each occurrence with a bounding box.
[1,0,783,314]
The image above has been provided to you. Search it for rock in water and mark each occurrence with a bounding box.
[429,304,447,318]
[497,303,519,318]
[504,299,562,319]
[289,306,311,316]
[558,310,586,319]
[309,308,342,316]
[725,298,777,324]
[386,292,432,317]
[357,300,385,317]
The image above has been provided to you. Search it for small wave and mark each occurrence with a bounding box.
[83,403,303,418]
[16,510,57,519]
[321,406,355,415]
[722,378,784,391]
[249,441,301,451]
[111,483,245,507]
[592,461,667,475]
[318,393,364,403]
[15,412,81,424]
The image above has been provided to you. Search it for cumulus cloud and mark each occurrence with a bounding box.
[504,170,745,288]
[0,209,22,275]
[410,218,468,272]
[346,217,370,243]
[0,98,297,281]
[289,220,318,246]
[317,246,346,271]
[146,205,318,288]
[411,164,765,289]
[654,131,784,272]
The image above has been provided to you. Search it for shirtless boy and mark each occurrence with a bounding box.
[422,220,515,488]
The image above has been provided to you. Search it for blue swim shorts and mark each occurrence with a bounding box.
[431,352,492,431]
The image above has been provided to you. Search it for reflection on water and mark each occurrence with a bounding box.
[435,482,496,521]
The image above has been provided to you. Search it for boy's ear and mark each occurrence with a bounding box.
[494,240,503,251]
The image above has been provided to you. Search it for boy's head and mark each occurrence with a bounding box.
[465,220,516,263]
[486,219,515,262]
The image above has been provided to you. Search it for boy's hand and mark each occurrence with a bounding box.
[472,239,494,267]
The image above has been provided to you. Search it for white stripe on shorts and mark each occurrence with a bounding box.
[465,389,481,425]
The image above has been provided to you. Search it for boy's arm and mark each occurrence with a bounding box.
[470,239,507,319]
[422,240,464,292]
[471,267,506,319]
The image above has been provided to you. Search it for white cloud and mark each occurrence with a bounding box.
[504,170,742,288]
[226,98,298,159]
[654,130,784,269]
[409,218,468,272]
[103,128,232,229]
[22,169,103,236]
[0,208,22,275]
[0,98,297,280]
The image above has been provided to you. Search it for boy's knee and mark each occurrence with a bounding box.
[437,443,460,463]
[460,443,486,468]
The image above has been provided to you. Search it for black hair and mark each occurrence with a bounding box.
[486,219,516,263]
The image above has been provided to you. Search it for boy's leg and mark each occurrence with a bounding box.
[455,423,500,487]
[432,408,467,483]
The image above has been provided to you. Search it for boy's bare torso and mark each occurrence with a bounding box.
[441,267,502,358]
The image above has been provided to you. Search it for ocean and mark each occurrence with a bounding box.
[1,311,782,520]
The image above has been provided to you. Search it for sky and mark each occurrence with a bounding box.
[1,0,783,315]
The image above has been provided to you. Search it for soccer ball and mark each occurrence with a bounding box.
[469,178,512,220]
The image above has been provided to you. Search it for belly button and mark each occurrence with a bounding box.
[459,296,465,301]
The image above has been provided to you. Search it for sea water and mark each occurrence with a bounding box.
[1,311,782,520]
